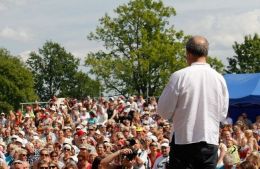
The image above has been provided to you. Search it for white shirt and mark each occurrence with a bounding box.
[130,101,138,111]
[152,155,169,169]
[133,149,148,169]
[157,62,229,145]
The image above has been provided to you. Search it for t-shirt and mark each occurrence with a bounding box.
[152,155,169,169]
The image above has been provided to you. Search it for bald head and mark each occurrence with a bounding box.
[186,36,209,57]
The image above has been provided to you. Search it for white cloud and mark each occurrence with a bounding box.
[18,50,34,64]
[0,27,32,41]
[174,8,260,63]
[210,9,260,48]
[0,0,31,7]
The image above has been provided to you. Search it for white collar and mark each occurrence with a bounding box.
[191,62,209,66]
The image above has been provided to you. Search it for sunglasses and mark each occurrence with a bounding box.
[150,144,157,147]
[41,153,49,157]
[21,154,27,156]
[64,149,70,151]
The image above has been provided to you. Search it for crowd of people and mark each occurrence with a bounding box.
[0,95,259,169]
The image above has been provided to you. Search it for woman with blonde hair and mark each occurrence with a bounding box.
[244,130,258,151]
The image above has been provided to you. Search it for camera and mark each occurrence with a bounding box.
[123,148,138,161]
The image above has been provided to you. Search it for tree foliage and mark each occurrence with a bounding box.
[61,71,100,99]
[0,48,37,113]
[27,41,100,100]
[86,0,188,97]
[207,56,225,74]
[226,33,260,73]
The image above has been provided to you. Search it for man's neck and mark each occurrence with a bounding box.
[191,57,206,64]
[188,56,207,65]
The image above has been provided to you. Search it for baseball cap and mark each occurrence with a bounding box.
[18,131,25,137]
[76,125,83,129]
[79,144,88,149]
[109,97,114,101]
[160,143,169,148]
[63,144,72,151]
[10,135,19,140]
[136,127,143,132]
[15,137,24,144]
[103,137,110,143]
[76,130,85,137]
[88,125,95,130]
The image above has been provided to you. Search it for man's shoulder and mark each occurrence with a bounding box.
[173,66,190,75]
[170,67,190,80]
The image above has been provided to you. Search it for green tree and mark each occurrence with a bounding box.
[60,71,101,99]
[207,56,225,73]
[226,33,260,73]
[0,48,37,113]
[26,41,80,100]
[86,0,188,97]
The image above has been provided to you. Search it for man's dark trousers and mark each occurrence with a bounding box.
[167,135,218,169]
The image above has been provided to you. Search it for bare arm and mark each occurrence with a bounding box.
[100,148,132,167]
[110,109,118,120]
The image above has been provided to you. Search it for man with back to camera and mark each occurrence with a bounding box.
[157,35,229,169]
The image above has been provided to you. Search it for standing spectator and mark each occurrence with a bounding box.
[152,143,170,169]
[96,104,108,125]
[157,35,229,169]
[77,151,91,169]
[148,142,161,168]
[0,113,7,127]
[33,149,50,169]
[50,151,64,169]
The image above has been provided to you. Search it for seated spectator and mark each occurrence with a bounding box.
[218,153,235,169]
[237,160,257,169]
[245,152,260,169]
[148,142,161,168]
[244,130,258,151]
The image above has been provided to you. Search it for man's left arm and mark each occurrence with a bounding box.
[220,78,229,121]
[157,74,179,120]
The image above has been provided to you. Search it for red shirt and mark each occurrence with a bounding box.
[148,152,162,168]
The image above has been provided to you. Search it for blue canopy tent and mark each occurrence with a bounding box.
[224,73,260,123]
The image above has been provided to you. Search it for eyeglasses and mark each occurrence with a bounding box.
[41,153,49,157]
[150,144,157,147]
[40,167,49,169]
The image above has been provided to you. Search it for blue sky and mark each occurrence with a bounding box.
[1,0,260,66]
